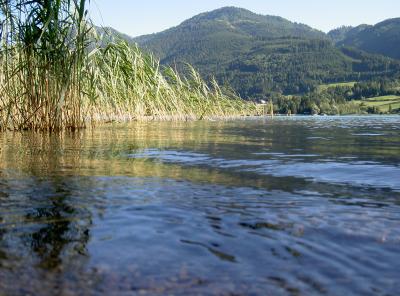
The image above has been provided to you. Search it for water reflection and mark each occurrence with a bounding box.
[0,133,93,274]
[0,181,90,265]
[0,174,10,266]
[25,177,91,270]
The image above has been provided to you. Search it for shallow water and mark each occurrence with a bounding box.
[0,116,399,295]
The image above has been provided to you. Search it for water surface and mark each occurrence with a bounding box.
[0,116,399,295]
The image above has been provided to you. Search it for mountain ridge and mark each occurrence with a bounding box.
[133,7,327,46]
[97,7,400,99]
[330,17,400,59]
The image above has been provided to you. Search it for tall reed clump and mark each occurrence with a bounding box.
[0,1,256,131]
[89,41,256,121]
[0,0,94,131]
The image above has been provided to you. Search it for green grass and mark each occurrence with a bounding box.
[363,95,400,102]
[353,95,400,113]
[318,82,356,92]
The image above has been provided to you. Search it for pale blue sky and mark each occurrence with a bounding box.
[89,0,400,37]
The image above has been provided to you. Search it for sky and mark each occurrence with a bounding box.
[89,0,400,37]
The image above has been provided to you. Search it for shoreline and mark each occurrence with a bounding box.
[1,114,398,132]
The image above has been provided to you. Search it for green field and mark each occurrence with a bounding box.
[318,82,356,92]
[354,95,400,113]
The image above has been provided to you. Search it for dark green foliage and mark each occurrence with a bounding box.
[221,42,400,98]
[327,26,354,43]
[289,78,400,115]
[351,79,400,99]
[274,88,350,115]
[328,25,371,44]
[330,18,400,60]
[131,7,400,99]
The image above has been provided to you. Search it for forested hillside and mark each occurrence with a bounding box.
[329,18,400,60]
[130,7,400,99]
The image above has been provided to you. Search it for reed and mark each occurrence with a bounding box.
[89,42,256,122]
[0,0,93,130]
[0,0,256,131]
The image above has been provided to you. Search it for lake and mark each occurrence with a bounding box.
[0,116,399,295]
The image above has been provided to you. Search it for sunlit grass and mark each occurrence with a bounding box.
[88,42,256,122]
[353,95,400,113]
[318,82,356,92]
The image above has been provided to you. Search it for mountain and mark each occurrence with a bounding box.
[94,26,136,44]
[109,7,400,99]
[133,7,327,65]
[329,18,400,60]
[327,25,370,43]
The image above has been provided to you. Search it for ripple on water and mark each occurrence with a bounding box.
[2,175,399,294]
[0,116,400,295]
[129,149,400,192]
